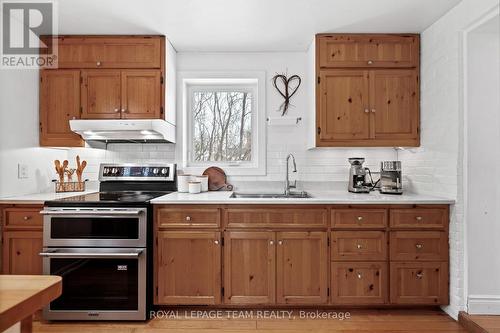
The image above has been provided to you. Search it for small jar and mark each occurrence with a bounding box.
[188,181,201,194]
[177,174,191,193]
[195,175,209,192]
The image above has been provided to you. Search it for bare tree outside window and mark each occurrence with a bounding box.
[192,91,252,162]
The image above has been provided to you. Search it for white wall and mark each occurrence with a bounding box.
[0,70,66,197]
[466,15,500,314]
[175,52,397,184]
[398,0,500,319]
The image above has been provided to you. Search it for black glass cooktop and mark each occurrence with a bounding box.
[45,191,170,207]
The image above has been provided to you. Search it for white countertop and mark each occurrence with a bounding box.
[0,190,98,205]
[150,190,455,205]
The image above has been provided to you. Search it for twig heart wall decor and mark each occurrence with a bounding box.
[272,73,302,116]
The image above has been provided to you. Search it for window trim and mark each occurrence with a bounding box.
[178,71,266,176]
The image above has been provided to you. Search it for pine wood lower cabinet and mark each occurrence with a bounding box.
[153,204,450,307]
[276,232,328,304]
[223,231,275,305]
[2,231,43,275]
[155,231,221,305]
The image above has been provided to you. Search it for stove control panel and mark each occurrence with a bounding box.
[99,164,175,181]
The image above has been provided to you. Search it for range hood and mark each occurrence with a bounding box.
[70,119,176,143]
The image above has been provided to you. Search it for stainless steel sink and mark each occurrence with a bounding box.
[230,192,312,199]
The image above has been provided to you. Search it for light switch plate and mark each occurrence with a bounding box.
[18,163,29,179]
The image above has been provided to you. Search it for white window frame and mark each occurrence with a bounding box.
[178,71,266,176]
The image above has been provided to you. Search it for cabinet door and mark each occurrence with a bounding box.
[331,262,388,305]
[156,231,221,305]
[276,232,328,304]
[318,70,370,143]
[318,35,419,68]
[390,262,448,305]
[39,70,84,147]
[121,70,161,119]
[370,70,419,143]
[2,231,43,274]
[224,231,275,304]
[81,70,122,119]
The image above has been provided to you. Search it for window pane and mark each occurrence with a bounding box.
[192,91,252,162]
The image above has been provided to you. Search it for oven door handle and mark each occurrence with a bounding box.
[40,210,144,216]
[39,250,143,259]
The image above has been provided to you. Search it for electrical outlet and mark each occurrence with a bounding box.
[18,163,29,179]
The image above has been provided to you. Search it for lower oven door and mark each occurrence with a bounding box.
[40,247,146,321]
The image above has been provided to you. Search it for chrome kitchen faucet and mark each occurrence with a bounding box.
[284,153,297,195]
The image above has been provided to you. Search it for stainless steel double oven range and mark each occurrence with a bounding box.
[41,164,176,321]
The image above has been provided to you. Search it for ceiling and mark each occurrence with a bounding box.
[57,0,463,52]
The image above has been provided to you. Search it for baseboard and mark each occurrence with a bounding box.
[458,311,488,333]
[468,295,500,314]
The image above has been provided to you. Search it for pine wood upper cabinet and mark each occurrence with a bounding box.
[315,33,420,147]
[53,36,162,69]
[276,232,328,304]
[156,231,221,305]
[370,70,419,142]
[318,70,370,141]
[121,70,161,119]
[2,231,43,275]
[318,34,419,68]
[224,231,276,305]
[81,69,161,119]
[39,70,84,147]
[81,70,122,119]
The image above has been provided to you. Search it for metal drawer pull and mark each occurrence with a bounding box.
[185,216,191,221]
[415,244,423,249]
[416,272,424,279]
[214,240,219,245]
[357,216,363,221]
[114,108,120,113]
[40,209,143,216]
[357,273,362,279]
[364,108,369,113]
[269,240,274,245]
[367,60,373,64]
[23,216,31,220]
[278,240,283,245]
[416,216,423,221]
[96,61,101,66]
[39,250,142,259]
[371,109,376,113]
[357,244,363,249]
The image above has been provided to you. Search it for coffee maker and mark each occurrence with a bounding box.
[348,158,371,193]
[379,161,403,194]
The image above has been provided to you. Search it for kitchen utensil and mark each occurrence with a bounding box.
[188,181,201,194]
[75,156,87,183]
[177,174,192,193]
[195,175,209,192]
[202,167,233,191]
[65,168,76,181]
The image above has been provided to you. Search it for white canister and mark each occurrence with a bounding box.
[195,175,209,192]
[177,174,192,193]
[188,181,201,194]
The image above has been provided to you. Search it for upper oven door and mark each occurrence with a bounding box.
[41,207,147,247]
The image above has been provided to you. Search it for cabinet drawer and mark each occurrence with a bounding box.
[331,262,388,304]
[3,208,43,229]
[156,207,220,228]
[318,35,419,68]
[390,262,448,305]
[390,208,448,229]
[390,231,448,261]
[225,207,328,228]
[331,209,387,229]
[331,231,387,261]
